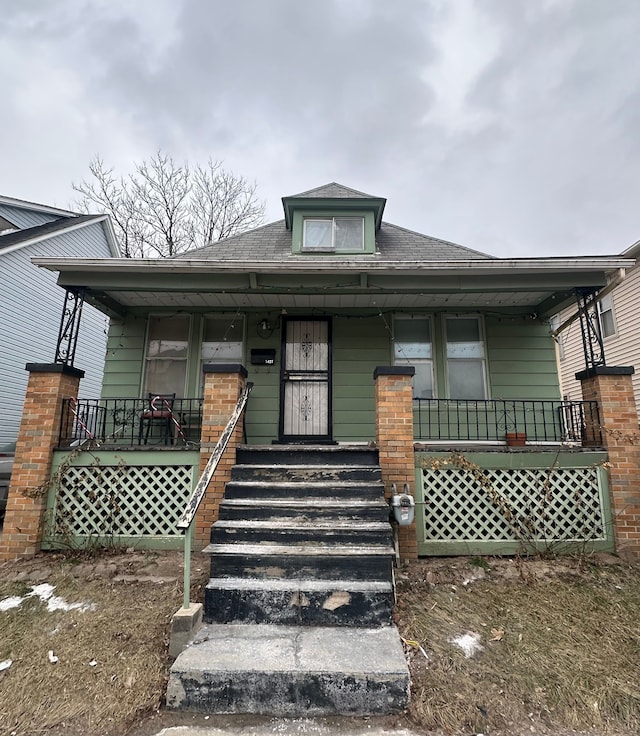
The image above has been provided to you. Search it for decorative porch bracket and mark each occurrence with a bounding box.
[576,287,606,371]
[54,288,86,367]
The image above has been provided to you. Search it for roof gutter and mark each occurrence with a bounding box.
[31,255,635,276]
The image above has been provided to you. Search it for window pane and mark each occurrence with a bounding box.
[394,359,433,399]
[202,317,244,362]
[601,310,615,337]
[147,316,189,357]
[446,317,480,343]
[394,318,432,359]
[304,219,332,248]
[145,359,187,397]
[448,359,486,400]
[598,295,616,337]
[446,317,484,358]
[335,218,363,251]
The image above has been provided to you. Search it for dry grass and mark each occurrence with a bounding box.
[1,551,640,736]
[0,552,199,736]
[396,556,640,735]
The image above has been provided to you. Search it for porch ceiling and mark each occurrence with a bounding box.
[32,255,633,317]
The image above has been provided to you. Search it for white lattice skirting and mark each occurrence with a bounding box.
[421,466,609,545]
[48,463,195,540]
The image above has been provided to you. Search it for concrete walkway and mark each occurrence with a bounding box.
[148,719,423,736]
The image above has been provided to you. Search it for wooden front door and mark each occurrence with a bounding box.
[279,318,332,442]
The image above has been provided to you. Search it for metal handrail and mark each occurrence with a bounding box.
[176,382,253,609]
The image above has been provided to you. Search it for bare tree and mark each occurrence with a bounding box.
[72,152,265,258]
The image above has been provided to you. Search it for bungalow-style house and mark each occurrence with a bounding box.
[2,183,639,565]
[0,195,120,452]
[553,238,640,418]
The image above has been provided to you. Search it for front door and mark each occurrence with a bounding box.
[279,317,332,442]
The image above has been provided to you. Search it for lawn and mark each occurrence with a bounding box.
[0,550,639,736]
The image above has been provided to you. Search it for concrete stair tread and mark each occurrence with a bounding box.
[206,577,393,592]
[203,542,394,556]
[214,520,391,531]
[221,498,388,507]
[227,480,384,489]
[167,623,409,715]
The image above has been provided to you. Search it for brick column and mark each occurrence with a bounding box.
[0,363,84,561]
[194,364,248,548]
[374,366,417,560]
[577,366,640,557]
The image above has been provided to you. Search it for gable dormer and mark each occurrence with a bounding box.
[282,183,386,256]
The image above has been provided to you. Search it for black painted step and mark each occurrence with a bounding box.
[217,498,390,524]
[210,520,392,546]
[204,578,394,626]
[223,480,384,501]
[231,464,382,483]
[236,445,379,467]
[203,543,393,582]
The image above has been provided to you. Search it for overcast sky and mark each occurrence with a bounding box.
[1,0,639,257]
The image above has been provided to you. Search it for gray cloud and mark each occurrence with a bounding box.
[0,0,638,256]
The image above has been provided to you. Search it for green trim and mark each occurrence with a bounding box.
[415,450,608,469]
[418,540,614,556]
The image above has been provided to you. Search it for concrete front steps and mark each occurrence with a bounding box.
[168,445,409,715]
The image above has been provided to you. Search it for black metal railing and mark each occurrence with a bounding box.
[58,397,204,448]
[413,398,602,445]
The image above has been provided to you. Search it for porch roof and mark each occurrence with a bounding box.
[33,253,633,318]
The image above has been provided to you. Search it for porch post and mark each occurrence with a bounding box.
[576,365,640,557]
[374,366,417,560]
[195,364,248,548]
[0,363,84,561]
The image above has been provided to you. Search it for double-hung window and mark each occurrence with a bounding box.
[393,317,434,399]
[144,316,190,396]
[445,316,487,400]
[303,217,364,252]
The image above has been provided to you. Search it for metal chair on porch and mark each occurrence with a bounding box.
[138,393,178,445]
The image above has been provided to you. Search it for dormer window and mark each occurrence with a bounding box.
[303,217,364,252]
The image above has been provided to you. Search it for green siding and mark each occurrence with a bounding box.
[101,317,146,398]
[485,317,560,400]
[332,317,389,442]
[98,311,562,443]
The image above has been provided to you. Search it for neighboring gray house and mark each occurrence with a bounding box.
[0,195,120,450]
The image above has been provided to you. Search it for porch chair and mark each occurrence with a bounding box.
[138,393,177,445]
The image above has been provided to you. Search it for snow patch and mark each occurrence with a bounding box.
[449,631,483,658]
[0,583,94,613]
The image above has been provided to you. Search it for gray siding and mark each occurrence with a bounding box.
[0,204,61,230]
[0,222,113,448]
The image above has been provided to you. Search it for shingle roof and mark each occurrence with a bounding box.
[0,215,104,253]
[176,219,494,262]
[285,182,379,199]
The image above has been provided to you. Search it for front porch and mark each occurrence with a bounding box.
[35,378,613,556]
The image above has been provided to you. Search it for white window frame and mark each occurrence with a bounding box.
[597,293,617,338]
[302,217,364,252]
[444,315,488,400]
